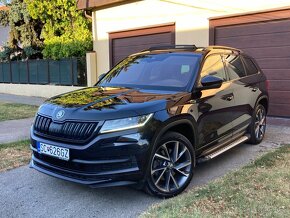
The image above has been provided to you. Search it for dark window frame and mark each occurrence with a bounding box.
[241,55,260,76]
[223,54,247,81]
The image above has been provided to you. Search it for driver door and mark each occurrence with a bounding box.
[195,54,235,150]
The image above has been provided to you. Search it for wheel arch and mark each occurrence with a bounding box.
[256,95,269,114]
[152,115,198,151]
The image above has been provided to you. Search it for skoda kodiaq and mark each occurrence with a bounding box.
[30,45,269,197]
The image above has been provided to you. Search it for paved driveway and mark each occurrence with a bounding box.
[0,125,290,218]
[0,93,45,106]
[0,118,34,144]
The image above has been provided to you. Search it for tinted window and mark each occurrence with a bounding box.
[243,56,259,75]
[224,55,246,80]
[201,55,227,81]
[98,53,201,91]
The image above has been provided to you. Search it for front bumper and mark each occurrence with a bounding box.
[30,126,156,188]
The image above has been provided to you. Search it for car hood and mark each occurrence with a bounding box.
[38,86,190,121]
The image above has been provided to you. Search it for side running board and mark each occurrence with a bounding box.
[198,135,250,162]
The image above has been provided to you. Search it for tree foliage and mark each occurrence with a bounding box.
[0,0,43,61]
[25,0,93,60]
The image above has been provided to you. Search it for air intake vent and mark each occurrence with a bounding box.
[34,114,98,143]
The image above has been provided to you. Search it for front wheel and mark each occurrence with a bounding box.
[144,131,195,198]
[248,104,267,144]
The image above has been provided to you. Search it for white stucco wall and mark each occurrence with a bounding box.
[93,0,211,75]
[92,0,290,76]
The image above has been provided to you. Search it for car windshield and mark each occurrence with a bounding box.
[98,53,201,91]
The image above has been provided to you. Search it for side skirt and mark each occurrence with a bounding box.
[197,134,250,163]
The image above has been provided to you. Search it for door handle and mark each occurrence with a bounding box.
[252,87,258,92]
[226,96,233,101]
[222,94,234,101]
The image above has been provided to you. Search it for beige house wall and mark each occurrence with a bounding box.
[93,0,211,76]
[92,0,290,77]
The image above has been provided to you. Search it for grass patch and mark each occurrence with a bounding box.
[0,140,31,172]
[142,145,290,218]
[0,102,38,121]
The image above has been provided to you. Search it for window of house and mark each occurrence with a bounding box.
[224,54,247,80]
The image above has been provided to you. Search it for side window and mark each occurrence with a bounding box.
[224,54,246,80]
[243,56,259,75]
[201,55,227,81]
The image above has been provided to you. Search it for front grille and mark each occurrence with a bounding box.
[34,114,98,143]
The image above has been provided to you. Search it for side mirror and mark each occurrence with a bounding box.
[200,75,223,90]
[98,73,106,81]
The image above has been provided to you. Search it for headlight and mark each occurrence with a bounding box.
[100,113,153,134]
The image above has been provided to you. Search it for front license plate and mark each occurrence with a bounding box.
[37,142,69,161]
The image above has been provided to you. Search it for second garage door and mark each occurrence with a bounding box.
[210,9,290,117]
[109,24,175,67]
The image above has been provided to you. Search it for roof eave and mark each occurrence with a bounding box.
[77,0,140,10]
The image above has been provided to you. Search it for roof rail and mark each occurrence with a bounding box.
[143,45,198,52]
[208,46,242,52]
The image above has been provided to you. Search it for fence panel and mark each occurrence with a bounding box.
[19,61,28,83]
[0,64,3,82]
[11,62,19,83]
[59,59,72,85]
[28,60,38,84]
[38,60,49,84]
[0,58,87,86]
[72,58,78,86]
[2,63,10,82]
[49,60,60,84]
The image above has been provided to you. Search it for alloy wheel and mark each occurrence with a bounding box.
[150,140,192,193]
[254,107,266,141]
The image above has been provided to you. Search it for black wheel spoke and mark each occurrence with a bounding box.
[154,168,166,185]
[170,172,179,189]
[151,166,166,175]
[165,171,171,191]
[174,168,189,177]
[175,161,191,170]
[161,144,171,160]
[173,141,179,163]
[176,147,187,163]
[154,153,170,162]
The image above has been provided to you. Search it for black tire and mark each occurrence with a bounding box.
[144,131,195,198]
[248,104,267,144]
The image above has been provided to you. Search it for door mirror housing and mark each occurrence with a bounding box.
[199,75,223,90]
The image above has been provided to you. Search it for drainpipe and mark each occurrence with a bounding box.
[84,10,92,19]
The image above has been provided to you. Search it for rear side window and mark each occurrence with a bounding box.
[243,56,259,75]
[224,54,246,80]
[201,55,227,81]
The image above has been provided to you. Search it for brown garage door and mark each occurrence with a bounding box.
[109,24,175,67]
[210,8,290,117]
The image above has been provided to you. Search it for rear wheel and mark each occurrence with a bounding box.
[144,131,195,198]
[249,104,266,144]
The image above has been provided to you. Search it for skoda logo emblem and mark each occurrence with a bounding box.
[56,110,65,119]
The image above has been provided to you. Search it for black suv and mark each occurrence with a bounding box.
[30,45,268,197]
